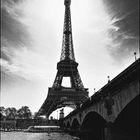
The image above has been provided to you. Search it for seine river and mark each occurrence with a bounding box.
[1,132,80,140]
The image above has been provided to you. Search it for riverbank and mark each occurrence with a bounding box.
[1,131,80,140]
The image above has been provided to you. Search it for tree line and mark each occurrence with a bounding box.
[0,106,36,120]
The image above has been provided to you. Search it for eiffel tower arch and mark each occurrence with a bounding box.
[37,0,89,118]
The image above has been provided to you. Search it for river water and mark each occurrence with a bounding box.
[1,132,80,140]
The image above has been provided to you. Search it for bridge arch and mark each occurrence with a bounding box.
[112,95,139,140]
[80,111,106,140]
[71,118,80,129]
[66,121,70,128]
[112,80,139,121]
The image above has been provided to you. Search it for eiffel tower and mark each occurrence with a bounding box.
[37,0,89,118]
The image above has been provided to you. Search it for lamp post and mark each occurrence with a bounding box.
[57,110,58,120]
[134,52,137,61]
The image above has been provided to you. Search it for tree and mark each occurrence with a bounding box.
[0,106,5,120]
[5,107,17,119]
[17,106,32,119]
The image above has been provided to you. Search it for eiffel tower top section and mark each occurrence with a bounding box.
[60,0,75,61]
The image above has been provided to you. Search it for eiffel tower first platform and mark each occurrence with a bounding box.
[37,0,89,118]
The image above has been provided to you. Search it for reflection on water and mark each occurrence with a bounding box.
[1,132,80,140]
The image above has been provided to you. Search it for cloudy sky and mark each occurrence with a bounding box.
[1,0,139,118]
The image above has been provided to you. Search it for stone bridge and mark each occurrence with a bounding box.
[62,58,139,140]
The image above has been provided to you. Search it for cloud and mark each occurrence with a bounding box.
[1,0,31,84]
[1,0,31,64]
[102,0,139,62]
[0,58,28,88]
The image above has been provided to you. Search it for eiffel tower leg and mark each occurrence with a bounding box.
[52,71,63,90]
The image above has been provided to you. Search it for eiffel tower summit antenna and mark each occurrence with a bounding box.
[37,0,89,118]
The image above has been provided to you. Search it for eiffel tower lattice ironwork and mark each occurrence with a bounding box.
[37,0,89,118]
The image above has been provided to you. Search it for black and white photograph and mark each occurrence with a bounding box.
[0,0,139,139]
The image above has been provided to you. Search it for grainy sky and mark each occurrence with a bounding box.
[1,0,139,118]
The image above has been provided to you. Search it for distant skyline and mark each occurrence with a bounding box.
[1,0,139,118]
